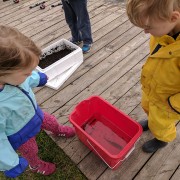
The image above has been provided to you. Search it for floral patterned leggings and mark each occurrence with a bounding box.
[18,112,60,167]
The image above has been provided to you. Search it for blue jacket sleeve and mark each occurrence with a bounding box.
[27,71,48,88]
[0,117,28,177]
[4,157,28,178]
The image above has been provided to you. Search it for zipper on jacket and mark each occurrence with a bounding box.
[151,44,162,55]
[151,32,180,55]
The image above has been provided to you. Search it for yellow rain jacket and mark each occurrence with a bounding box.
[141,34,180,142]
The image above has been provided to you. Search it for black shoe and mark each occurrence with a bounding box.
[139,120,149,131]
[69,37,82,45]
[142,138,168,153]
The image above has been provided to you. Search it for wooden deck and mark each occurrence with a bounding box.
[1,0,180,179]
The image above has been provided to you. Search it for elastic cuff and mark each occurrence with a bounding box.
[4,157,28,178]
[37,72,48,86]
[168,96,180,114]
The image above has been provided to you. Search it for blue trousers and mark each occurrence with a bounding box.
[61,0,93,44]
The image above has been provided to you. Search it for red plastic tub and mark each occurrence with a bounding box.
[69,96,143,169]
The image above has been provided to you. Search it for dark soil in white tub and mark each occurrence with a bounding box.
[39,48,74,69]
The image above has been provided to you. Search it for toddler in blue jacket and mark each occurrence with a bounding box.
[0,25,75,178]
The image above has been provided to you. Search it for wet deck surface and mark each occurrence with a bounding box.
[1,0,179,179]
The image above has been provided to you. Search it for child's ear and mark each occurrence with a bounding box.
[170,11,180,22]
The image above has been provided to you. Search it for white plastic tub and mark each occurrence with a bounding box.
[46,61,82,90]
[36,39,83,90]
[37,38,83,81]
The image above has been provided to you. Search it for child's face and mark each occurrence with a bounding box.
[142,17,177,37]
[141,9,180,37]
[0,62,38,86]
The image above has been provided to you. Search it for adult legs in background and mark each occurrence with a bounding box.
[61,0,82,42]
[61,0,93,45]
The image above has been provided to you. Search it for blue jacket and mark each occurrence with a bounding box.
[0,71,47,178]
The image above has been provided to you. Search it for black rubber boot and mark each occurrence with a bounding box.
[142,138,168,153]
[139,120,149,131]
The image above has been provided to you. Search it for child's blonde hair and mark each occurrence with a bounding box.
[0,25,41,76]
[126,0,180,27]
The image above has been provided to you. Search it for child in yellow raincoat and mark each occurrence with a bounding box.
[126,0,180,153]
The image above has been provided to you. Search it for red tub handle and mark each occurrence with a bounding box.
[87,139,135,169]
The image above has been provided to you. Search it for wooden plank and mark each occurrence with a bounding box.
[98,74,180,180]
[14,6,61,31]
[128,103,147,122]
[34,12,131,104]
[44,27,145,152]
[31,3,126,92]
[0,1,16,11]
[92,8,124,32]
[34,0,128,163]
[39,11,128,49]
[99,100,180,179]
[1,0,59,25]
[64,68,144,179]
[22,14,64,36]
[95,84,150,180]
[96,95,150,180]
[31,4,121,42]
[36,32,149,115]
[0,0,35,14]
[33,16,132,94]
[51,25,141,119]
[34,0,130,151]
[2,1,172,180]
[57,38,148,154]
[21,0,107,37]
[43,33,149,175]
[8,0,97,32]
[133,123,180,180]
[47,27,143,170]
[5,0,59,27]
[77,56,149,180]
[60,40,147,144]
[35,1,124,47]
[0,0,95,25]
[171,165,180,180]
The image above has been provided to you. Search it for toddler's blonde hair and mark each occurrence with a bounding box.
[126,0,180,27]
[0,25,41,76]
